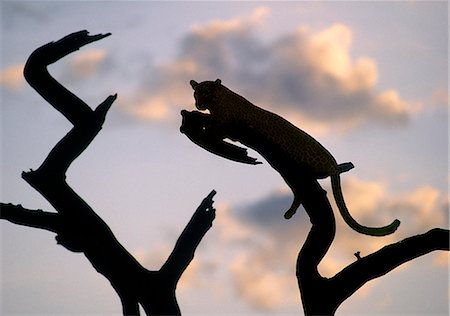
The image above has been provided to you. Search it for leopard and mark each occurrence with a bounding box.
[180,79,400,236]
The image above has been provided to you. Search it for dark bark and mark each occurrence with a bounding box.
[295,176,450,315]
[1,31,216,315]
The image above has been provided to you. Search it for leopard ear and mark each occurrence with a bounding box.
[215,79,222,85]
[190,80,199,90]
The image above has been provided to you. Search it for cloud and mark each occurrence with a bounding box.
[170,194,305,311]
[128,95,172,121]
[216,202,305,311]
[384,185,449,233]
[0,64,25,91]
[69,49,108,78]
[432,88,449,106]
[131,178,447,311]
[427,87,449,113]
[118,59,199,123]
[326,177,448,245]
[304,23,377,91]
[432,252,449,268]
[189,6,269,39]
[209,177,448,310]
[320,178,448,276]
[120,7,414,133]
[41,48,113,92]
[230,252,299,310]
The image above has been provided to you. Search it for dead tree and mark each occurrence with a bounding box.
[0,30,217,316]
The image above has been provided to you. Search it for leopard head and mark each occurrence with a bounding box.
[190,79,222,111]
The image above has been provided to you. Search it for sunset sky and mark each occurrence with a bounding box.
[1,1,448,315]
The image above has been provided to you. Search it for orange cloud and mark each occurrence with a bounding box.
[0,64,24,91]
[130,96,171,121]
[124,8,414,133]
[432,252,449,268]
[222,178,448,307]
[70,49,107,78]
[230,252,299,310]
[305,24,379,92]
[133,179,447,311]
[190,6,269,38]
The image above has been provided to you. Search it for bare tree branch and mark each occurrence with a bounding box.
[331,228,450,307]
[0,203,60,233]
[23,30,110,125]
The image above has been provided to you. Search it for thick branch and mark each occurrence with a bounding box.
[297,178,335,272]
[295,177,337,316]
[331,228,450,306]
[24,30,110,125]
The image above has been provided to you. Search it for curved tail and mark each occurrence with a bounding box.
[331,173,400,236]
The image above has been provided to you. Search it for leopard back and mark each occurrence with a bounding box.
[210,82,338,177]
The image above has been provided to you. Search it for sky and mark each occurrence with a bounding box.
[1,1,449,315]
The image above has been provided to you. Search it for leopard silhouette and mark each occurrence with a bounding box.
[180,79,400,236]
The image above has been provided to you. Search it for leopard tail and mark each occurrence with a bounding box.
[331,173,400,236]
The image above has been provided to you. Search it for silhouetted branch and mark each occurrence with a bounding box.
[296,177,450,315]
[1,31,216,316]
[0,203,59,233]
[295,177,337,316]
[162,190,216,281]
[331,228,450,307]
[24,30,110,125]
[297,178,336,270]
